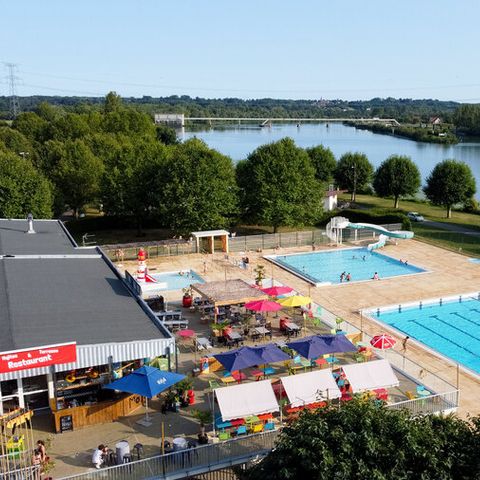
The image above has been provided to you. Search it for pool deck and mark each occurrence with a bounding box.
[121,238,480,417]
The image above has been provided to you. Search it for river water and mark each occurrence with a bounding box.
[182,123,480,193]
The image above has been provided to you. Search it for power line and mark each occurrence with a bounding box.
[4,62,20,118]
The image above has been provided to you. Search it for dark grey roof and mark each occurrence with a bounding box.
[0,257,168,351]
[0,219,169,352]
[0,219,89,256]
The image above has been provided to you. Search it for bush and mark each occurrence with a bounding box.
[463,198,479,213]
[319,208,408,227]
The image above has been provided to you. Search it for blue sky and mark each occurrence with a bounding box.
[2,0,479,101]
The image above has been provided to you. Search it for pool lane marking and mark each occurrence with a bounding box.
[430,315,480,343]
[450,311,480,328]
[408,318,480,358]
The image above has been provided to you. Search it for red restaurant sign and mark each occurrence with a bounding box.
[0,342,77,374]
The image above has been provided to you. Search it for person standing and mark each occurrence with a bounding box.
[402,336,410,352]
[92,445,109,469]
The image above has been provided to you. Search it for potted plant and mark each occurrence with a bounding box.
[192,409,213,443]
[182,286,193,308]
[176,376,194,407]
[210,321,230,338]
[335,317,345,332]
[254,264,266,287]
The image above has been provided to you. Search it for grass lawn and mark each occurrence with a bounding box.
[411,223,480,257]
[340,194,480,232]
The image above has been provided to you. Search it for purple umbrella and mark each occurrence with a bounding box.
[251,343,291,364]
[214,346,264,372]
[287,335,356,359]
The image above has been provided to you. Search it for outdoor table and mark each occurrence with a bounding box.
[229,418,245,427]
[300,359,311,370]
[254,326,272,339]
[221,375,236,384]
[263,367,275,376]
[227,331,243,343]
[285,322,300,337]
[245,415,260,424]
[197,337,212,349]
[326,356,339,364]
[251,369,264,380]
[231,371,247,382]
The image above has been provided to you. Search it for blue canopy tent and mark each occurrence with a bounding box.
[287,335,356,360]
[104,365,185,426]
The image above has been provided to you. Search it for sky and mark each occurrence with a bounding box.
[2,0,480,101]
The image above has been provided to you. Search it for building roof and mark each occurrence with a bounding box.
[191,230,229,238]
[191,279,267,306]
[0,219,94,256]
[0,219,169,353]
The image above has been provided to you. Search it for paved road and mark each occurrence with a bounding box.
[421,220,480,237]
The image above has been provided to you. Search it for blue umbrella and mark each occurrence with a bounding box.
[104,366,185,426]
[287,335,356,359]
[251,344,291,364]
[214,347,264,372]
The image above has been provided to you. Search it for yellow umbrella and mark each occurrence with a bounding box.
[279,295,311,307]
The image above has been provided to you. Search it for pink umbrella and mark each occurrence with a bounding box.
[261,286,294,297]
[370,334,396,350]
[244,299,283,312]
[178,329,196,338]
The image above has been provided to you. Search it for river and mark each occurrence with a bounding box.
[182,123,480,195]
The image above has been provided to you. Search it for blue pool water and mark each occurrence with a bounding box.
[374,296,480,374]
[151,270,204,290]
[271,247,424,285]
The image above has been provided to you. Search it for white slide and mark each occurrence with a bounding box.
[347,222,413,251]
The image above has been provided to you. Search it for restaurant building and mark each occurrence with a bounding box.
[0,218,174,431]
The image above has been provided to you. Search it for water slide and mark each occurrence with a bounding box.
[325,217,413,251]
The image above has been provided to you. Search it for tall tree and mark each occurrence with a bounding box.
[305,145,336,183]
[156,125,178,145]
[242,400,480,480]
[104,91,123,114]
[52,139,104,218]
[155,138,238,234]
[424,159,476,218]
[334,152,373,201]
[0,151,53,218]
[237,138,323,233]
[373,155,421,208]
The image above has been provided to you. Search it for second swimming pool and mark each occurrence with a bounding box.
[267,247,424,285]
[150,270,204,290]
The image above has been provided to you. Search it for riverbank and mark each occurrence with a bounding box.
[345,121,458,145]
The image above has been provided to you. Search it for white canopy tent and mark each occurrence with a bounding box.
[214,380,279,421]
[280,370,341,407]
[341,359,399,393]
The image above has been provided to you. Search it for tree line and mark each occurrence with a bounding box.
[0,93,476,235]
[0,95,461,124]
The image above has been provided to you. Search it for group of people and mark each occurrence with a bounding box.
[351,254,367,261]
[31,440,48,470]
[399,258,409,265]
[339,272,351,282]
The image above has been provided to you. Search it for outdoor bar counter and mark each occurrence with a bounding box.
[51,393,142,433]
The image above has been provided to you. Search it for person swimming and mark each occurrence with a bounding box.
[346,273,351,281]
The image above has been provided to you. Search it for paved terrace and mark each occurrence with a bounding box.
[120,238,479,418]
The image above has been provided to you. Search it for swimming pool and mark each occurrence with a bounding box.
[150,270,204,290]
[266,247,425,286]
[367,293,480,375]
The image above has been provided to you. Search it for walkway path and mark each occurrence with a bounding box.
[423,219,480,237]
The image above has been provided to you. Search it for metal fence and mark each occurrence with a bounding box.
[59,430,280,480]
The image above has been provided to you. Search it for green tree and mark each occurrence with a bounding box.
[104,91,123,114]
[334,152,373,201]
[237,138,323,233]
[424,159,476,218]
[305,145,336,183]
[373,155,421,208]
[0,151,53,218]
[52,139,104,218]
[242,400,480,480]
[156,138,238,235]
[156,125,178,145]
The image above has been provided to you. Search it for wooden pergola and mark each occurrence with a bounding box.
[191,279,267,308]
[191,230,230,254]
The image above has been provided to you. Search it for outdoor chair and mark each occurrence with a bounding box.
[405,391,416,400]
[236,425,247,436]
[416,385,426,395]
[354,353,365,363]
[264,422,275,431]
[251,423,264,434]
[218,431,231,441]
[209,380,221,390]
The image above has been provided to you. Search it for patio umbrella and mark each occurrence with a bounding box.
[104,366,185,426]
[251,343,291,363]
[370,334,396,350]
[287,334,356,359]
[279,295,311,308]
[244,299,282,312]
[178,329,196,338]
[261,286,294,297]
[214,346,264,372]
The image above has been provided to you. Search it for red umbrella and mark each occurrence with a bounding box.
[370,334,396,350]
[244,299,283,312]
[261,286,294,297]
[178,329,196,338]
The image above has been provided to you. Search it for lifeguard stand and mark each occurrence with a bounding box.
[191,230,230,254]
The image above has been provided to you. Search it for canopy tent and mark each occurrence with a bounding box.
[280,370,341,407]
[214,379,279,421]
[287,334,357,359]
[191,279,267,308]
[341,359,399,393]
